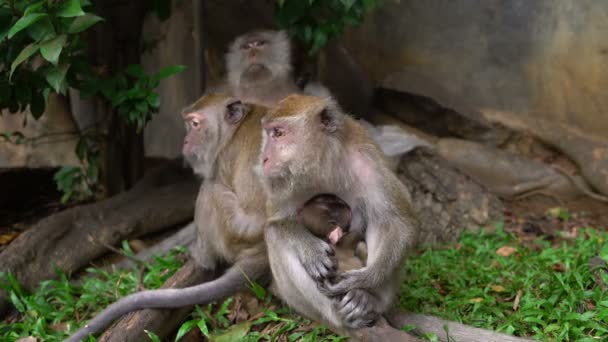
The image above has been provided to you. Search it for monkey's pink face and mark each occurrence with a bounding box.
[182,111,210,162]
[261,120,296,177]
[240,38,269,63]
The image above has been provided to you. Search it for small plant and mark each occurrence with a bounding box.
[0,0,184,203]
[400,227,608,341]
[274,0,381,54]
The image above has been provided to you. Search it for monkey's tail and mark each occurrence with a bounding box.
[65,266,252,342]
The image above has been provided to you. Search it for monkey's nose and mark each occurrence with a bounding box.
[263,157,269,164]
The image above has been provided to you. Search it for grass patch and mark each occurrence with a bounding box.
[399,224,608,341]
[2,226,607,341]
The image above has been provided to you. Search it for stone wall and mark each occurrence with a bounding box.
[343,0,608,138]
[3,0,606,167]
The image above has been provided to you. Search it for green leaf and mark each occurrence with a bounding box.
[57,0,85,18]
[40,34,67,65]
[45,64,70,94]
[144,330,161,342]
[10,43,40,80]
[24,0,46,16]
[125,64,146,78]
[175,320,196,341]
[8,13,48,39]
[68,13,103,34]
[146,92,160,108]
[209,322,251,342]
[153,64,186,81]
[340,0,357,10]
[197,319,209,337]
[26,17,56,41]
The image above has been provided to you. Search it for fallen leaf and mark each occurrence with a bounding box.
[0,232,19,245]
[491,285,506,292]
[470,297,483,303]
[586,300,596,310]
[16,337,38,342]
[552,263,566,272]
[513,289,523,311]
[496,246,518,257]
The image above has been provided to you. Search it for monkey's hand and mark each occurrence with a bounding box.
[298,236,337,281]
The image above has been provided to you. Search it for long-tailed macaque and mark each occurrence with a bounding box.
[67,95,269,341]
[258,94,419,332]
[223,29,330,106]
[298,194,367,272]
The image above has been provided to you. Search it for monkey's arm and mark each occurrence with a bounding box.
[67,247,268,342]
[214,183,265,241]
[267,216,337,281]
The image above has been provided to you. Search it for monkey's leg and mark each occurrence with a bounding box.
[267,216,337,281]
[324,210,416,328]
[265,220,346,332]
[67,250,268,342]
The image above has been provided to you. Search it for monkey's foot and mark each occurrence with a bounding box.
[336,289,379,329]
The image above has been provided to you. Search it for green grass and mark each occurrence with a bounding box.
[399,224,608,341]
[1,226,607,341]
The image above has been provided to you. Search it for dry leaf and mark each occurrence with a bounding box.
[491,285,506,292]
[496,246,518,257]
[470,297,483,303]
[552,263,566,272]
[513,289,523,311]
[16,337,38,342]
[586,300,596,310]
[0,232,19,245]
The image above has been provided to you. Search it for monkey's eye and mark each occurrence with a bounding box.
[240,43,250,50]
[190,119,200,129]
[255,40,267,47]
[270,127,284,138]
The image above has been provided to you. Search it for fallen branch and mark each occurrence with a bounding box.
[0,160,199,315]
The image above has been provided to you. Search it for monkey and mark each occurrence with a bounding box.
[257,94,419,333]
[69,93,528,342]
[297,194,367,272]
[67,94,270,341]
[223,29,330,107]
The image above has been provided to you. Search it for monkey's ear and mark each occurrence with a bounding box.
[319,107,340,133]
[225,100,249,124]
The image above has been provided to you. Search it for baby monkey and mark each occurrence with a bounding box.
[297,194,367,272]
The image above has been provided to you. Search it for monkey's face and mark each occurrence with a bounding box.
[182,94,249,177]
[226,30,291,87]
[259,95,345,197]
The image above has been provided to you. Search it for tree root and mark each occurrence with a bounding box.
[0,160,199,315]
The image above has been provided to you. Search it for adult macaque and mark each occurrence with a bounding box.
[67,95,269,342]
[69,93,520,342]
[258,94,419,332]
[297,194,367,272]
[223,29,330,106]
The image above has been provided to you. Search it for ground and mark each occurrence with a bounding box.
[1,168,607,341]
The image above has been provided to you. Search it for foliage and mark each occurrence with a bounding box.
[274,0,381,54]
[4,226,607,341]
[0,245,187,341]
[0,0,184,203]
[400,225,608,341]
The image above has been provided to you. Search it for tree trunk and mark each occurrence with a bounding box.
[89,0,148,194]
